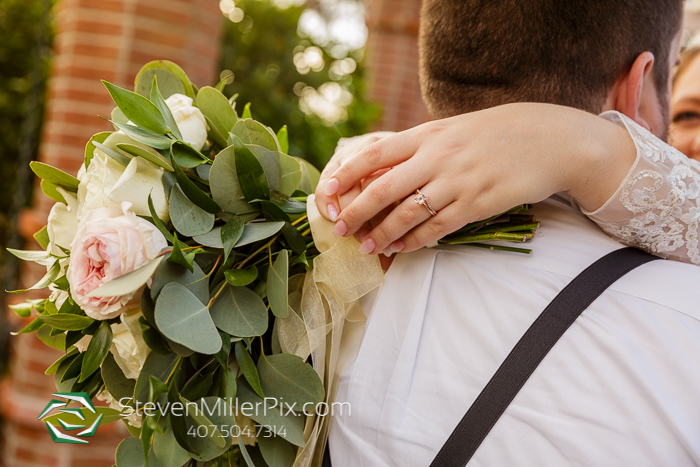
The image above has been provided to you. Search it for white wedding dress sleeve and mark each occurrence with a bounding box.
[582,111,700,265]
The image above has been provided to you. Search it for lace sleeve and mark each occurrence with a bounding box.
[582,111,700,265]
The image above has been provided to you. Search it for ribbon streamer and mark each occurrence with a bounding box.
[277,195,384,467]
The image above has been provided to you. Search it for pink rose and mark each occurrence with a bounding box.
[68,202,167,320]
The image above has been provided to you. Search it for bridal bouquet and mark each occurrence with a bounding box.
[8,61,539,466]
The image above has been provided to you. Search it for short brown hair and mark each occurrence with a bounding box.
[420,0,683,118]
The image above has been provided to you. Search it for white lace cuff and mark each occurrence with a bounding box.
[583,111,700,265]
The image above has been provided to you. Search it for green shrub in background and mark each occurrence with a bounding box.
[0,0,54,254]
[219,0,379,170]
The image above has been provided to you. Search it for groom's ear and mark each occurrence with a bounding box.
[607,51,656,130]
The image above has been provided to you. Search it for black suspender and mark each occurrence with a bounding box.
[429,247,658,466]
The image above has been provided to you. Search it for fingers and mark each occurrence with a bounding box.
[325,130,422,198]
[396,201,471,253]
[316,158,342,220]
[355,181,456,255]
[333,159,431,237]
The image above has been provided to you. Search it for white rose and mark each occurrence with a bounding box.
[47,189,79,256]
[110,310,150,379]
[97,388,141,428]
[68,202,167,320]
[78,133,169,221]
[165,93,208,150]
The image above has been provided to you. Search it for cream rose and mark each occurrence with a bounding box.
[77,133,169,221]
[165,93,208,150]
[47,189,79,256]
[68,202,167,320]
[110,310,149,379]
[97,389,142,428]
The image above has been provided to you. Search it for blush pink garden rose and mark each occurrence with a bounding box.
[68,201,167,320]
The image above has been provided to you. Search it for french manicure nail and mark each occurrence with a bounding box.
[327,204,338,222]
[382,249,393,257]
[357,229,370,241]
[359,238,375,255]
[390,240,405,253]
[325,178,340,196]
[333,220,348,237]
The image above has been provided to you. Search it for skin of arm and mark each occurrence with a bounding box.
[315,102,637,255]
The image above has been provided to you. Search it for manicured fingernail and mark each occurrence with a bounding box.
[327,204,338,222]
[390,240,405,253]
[382,249,393,257]
[333,220,347,237]
[359,238,375,254]
[357,229,369,241]
[325,178,339,196]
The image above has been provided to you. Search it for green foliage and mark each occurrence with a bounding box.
[0,0,54,250]
[219,0,379,169]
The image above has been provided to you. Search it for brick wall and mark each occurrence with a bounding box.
[4,1,223,465]
[364,0,431,131]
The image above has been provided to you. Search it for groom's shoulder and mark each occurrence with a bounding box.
[439,196,700,319]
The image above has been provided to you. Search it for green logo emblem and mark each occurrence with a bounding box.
[38,392,103,444]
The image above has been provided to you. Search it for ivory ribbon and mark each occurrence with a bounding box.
[277,194,384,467]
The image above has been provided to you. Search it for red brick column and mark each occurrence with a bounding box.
[4,1,223,465]
[364,0,431,131]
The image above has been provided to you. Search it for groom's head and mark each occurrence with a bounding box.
[419,0,683,139]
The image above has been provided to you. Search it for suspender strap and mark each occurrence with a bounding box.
[429,247,658,467]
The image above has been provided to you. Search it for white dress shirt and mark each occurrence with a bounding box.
[329,197,700,467]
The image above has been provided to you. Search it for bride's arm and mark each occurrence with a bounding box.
[315,103,700,265]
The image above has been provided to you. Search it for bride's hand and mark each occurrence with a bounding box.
[322,103,637,255]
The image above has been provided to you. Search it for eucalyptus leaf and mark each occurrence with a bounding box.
[277,152,301,196]
[153,425,190,467]
[102,352,136,401]
[196,164,211,180]
[238,436,256,467]
[193,227,223,248]
[296,157,321,194]
[224,265,258,287]
[30,162,79,191]
[231,119,280,151]
[169,185,215,237]
[235,222,285,247]
[134,352,179,404]
[116,437,144,467]
[257,353,324,407]
[281,222,307,256]
[79,321,113,382]
[248,145,282,192]
[154,283,222,355]
[204,115,228,148]
[110,121,173,150]
[197,86,237,142]
[172,159,220,214]
[41,180,67,203]
[236,380,305,446]
[102,80,169,135]
[222,216,244,263]
[135,60,194,99]
[260,200,290,223]
[84,131,111,168]
[276,125,289,154]
[37,314,93,331]
[235,342,264,398]
[209,145,253,214]
[151,75,183,140]
[210,284,268,337]
[88,256,164,298]
[259,430,296,467]
[271,191,306,214]
[37,325,66,351]
[150,256,209,304]
[232,135,270,202]
[117,143,173,171]
[267,250,288,318]
[183,396,235,461]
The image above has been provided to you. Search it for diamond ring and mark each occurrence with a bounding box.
[414,189,437,216]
